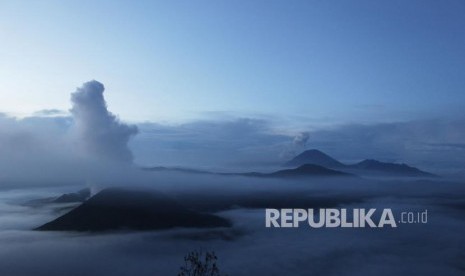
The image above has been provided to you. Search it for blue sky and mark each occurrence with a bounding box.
[1,0,464,125]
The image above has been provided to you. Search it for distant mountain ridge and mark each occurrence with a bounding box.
[284,149,435,177]
[348,159,435,177]
[144,163,354,179]
[142,149,435,178]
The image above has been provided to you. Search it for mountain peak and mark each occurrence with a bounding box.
[284,149,345,168]
[36,188,230,232]
[271,164,353,178]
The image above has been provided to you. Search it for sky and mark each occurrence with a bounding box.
[1,0,464,124]
[1,1,465,172]
[1,3,465,275]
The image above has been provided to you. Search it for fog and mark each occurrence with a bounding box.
[0,81,464,275]
[0,173,463,275]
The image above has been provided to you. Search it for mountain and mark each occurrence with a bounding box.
[224,164,353,178]
[36,188,230,232]
[284,149,345,168]
[145,150,435,179]
[284,149,436,177]
[142,166,210,175]
[349,159,435,177]
[143,164,353,178]
[265,164,353,178]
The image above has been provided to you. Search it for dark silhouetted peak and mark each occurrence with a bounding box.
[36,188,230,232]
[285,149,345,168]
[270,164,353,178]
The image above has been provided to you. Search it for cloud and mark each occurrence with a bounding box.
[32,109,67,117]
[132,118,288,169]
[277,132,311,161]
[0,114,77,184]
[303,119,465,171]
[132,118,465,174]
[0,81,139,186]
[70,80,138,163]
[293,132,309,147]
[0,177,464,276]
[1,84,465,184]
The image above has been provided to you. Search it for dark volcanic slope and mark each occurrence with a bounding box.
[284,149,346,168]
[36,188,230,232]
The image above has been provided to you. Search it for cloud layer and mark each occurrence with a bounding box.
[132,118,465,174]
[0,176,464,276]
[1,79,465,186]
[0,81,138,186]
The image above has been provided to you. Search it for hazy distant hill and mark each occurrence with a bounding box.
[36,188,230,232]
[142,166,209,174]
[143,149,434,178]
[144,163,354,178]
[348,159,435,177]
[284,149,435,177]
[53,188,91,203]
[24,188,92,207]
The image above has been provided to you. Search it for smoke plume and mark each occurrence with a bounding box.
[293,132,309,147]
[70,80,138,163]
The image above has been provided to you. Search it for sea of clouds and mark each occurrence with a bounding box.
[0,81,464,275]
